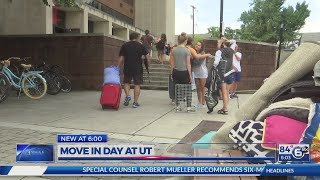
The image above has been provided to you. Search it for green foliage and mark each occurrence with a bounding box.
[208,26,220,38]
[42,0,77,7]
[208,26,242,40]
[239,0,310,43]
[193,34,204,44]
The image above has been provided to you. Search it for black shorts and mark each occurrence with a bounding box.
[123,73,143,85]
[172,69,190,84]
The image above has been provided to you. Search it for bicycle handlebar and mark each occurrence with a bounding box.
[7,57,21,61]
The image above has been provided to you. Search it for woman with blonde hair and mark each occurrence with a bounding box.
[171,33,192,111]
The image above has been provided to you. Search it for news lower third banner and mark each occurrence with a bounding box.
[1,164,320,176]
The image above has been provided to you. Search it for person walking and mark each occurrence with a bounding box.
[213,39,235,115]
[156,33,167,64]
[141,30,154,57]
[118,32,150,108]
[230,45,242,98]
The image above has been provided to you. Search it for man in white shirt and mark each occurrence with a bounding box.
[230,45,242,98]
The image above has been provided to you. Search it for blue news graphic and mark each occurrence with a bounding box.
[57,144,155,160]
[2,164,320,176]
[57,134,107,143]
[278,144,310,162]
[16,144,54,162]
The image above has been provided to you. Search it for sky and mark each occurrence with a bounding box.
[175,0,320,35]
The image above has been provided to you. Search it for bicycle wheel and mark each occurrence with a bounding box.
[51,65,65,75]
[59,76,72,93]
[22,74,47,99]
[44,72,61,95]
[0,73,10,103]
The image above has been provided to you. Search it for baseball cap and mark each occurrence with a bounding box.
[314,60,320,86]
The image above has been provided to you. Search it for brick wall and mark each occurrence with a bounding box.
[203,39,277,90]
[0,34,125,90]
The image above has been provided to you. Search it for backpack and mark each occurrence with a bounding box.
[156,40,165,50]
[218,47,234,74]
[141,35,153,48]
[165,46,171,56]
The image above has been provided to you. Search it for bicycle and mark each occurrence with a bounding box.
[0,57,47,102]
[35,62,62,95]
[36,62,72,93]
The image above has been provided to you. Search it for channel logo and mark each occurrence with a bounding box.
[278,144,310,162]
[16,144,54,162]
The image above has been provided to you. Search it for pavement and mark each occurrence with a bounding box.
[0,90,252,180]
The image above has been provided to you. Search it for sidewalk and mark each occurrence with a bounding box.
[0,90,250,140]
[0,90,251,179]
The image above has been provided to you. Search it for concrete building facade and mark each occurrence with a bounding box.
[135,0,175,44]
[0,0,144,40]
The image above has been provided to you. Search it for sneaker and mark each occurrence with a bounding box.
[171,99,176,105]
[132,102,140,108]
[176,106,182,112]
[233,94,239,98]
[187,106,196,113]
[197,103,202,109]
[124,96,131,106]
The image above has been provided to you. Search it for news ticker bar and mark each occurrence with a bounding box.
[1,164,320,176]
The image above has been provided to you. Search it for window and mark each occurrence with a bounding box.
[88,20,94,33]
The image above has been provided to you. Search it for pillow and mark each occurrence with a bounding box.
[300,103,320,163]
[192,131,216,149]
[229,120,275,161]
[262,115,308,150]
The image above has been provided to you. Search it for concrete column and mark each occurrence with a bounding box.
[93,21,112,35]
[45,2,53,34]
[108,21,112,36]
[113,28,129,40]
[82,9,88,33]
[65,9,88,33]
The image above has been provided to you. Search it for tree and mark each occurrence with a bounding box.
[239,0,310,43]
[193,34,204,44]
[42,0,75,6]
[208,26,242,40]
[208,26,220,38]
[42,0,92,7]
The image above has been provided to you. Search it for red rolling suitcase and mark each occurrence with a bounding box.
[100,84,122,110]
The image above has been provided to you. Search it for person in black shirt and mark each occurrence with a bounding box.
[118,32,150,108]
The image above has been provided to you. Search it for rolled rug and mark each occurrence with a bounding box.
[211,41,320,143]
[255,97,313,122]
